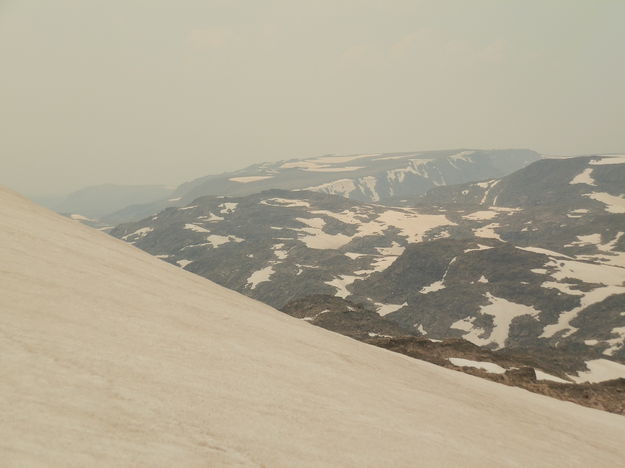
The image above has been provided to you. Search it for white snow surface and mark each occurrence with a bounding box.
[261,198,311,208]
[121,226,153,240]
[229,175,274,183]
[569,168,597,186]
[184,223,211,233]
[325,275,360,298]
[246,265,276,289]
[518,246,573,259]
[584,192,625,214]
[206,234,244,248]
[305,178,357,198]
[2,187,625,467]
[375,302,407,317]
[219,202,239,214]
[589,155,625,165]
[474,223,502,240]
[463,210,499,221]
[295,217,353,250]
[453,293,540,349]
[570,359,625,383]
[535,370,570,384]
[197,212,225,222]
[464,244,493,253]
[420,280,445,294]
[305,165,365,172]
[540,258,625,339]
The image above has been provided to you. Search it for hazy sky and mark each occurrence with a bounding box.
[1,1,624,196]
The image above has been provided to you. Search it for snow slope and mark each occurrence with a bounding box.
[1,187,625,467]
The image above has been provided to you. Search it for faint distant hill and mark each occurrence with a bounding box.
[102,148,540,223]
[47,184,173,219]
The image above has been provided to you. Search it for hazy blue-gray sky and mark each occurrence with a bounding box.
[1,0,624,196]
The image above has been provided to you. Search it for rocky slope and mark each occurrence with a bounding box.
[110,189,455,308]
[111,155,625,377]
[7,187,625,466]
[102,148,539,223]
[281,295,625,415]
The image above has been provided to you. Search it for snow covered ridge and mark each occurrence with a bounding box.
[422,154,625,210]
[6,188,625,466]
[98,148,539,224]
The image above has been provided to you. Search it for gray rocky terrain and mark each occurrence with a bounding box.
[281,295,625,415]
[110,154,625,383]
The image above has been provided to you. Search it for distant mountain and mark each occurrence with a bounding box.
[176,148,540,203]
[103,148,540,223]
[47,184,173,220]
[111,155,625,375]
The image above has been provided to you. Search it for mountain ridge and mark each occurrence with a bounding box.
[95,148,540,224]
[109,155,625,375]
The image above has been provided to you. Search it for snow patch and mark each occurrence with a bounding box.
[219,202,239,214]
[305,166,365,173]
[570,359,625,383]
[261,198,311,208]
[376,302,407,317]
[474,223,502,241]
[535,370,569,384]
[184,224,210,233]
[206,234,244,248]
[247,265,276,289]
[122,227,153,240]
[589,155,625,165]
[454,294,539,349]
[569,168,597,186]
[229,176,274,183]
[584,192,625,214]
[463,210,499,221]
[448,358,506,374]
[325,275,360,298]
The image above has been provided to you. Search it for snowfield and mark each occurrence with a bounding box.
[2,187,625,467]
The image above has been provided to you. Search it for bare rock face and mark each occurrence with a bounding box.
[282,295,625,415]
[281,295,417,340]
[504,367,537,384]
